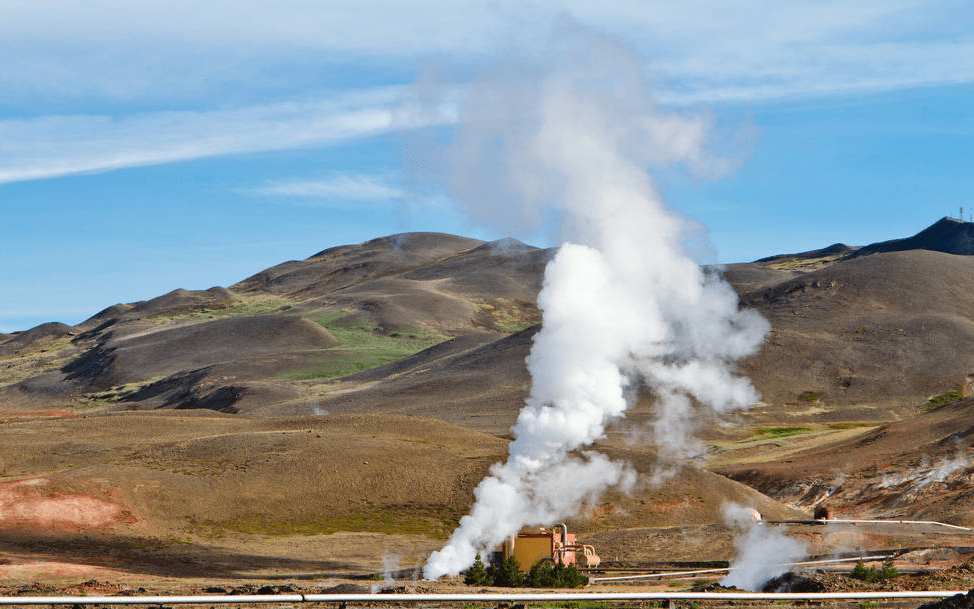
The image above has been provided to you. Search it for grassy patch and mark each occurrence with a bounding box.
[155,295,298,323]
[827,422,876,430]
[82,377,164,408]
[280,311,448,381]
[798,390,820,403]
[476,298,540,333]
[0,339,86,387]
[753,426,812,439]
[925,386,964,411]
[766,255,841,271]
[191,504,461,538]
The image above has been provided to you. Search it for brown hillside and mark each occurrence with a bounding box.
[737,249,974,416]
[63,315,339,391]
[234,232,484,296]
[717,397,974,526]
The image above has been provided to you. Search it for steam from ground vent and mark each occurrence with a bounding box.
[420,19,769,580]
[721,504,807,591]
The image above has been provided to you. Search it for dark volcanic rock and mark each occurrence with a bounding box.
[850,217,974,259]
[761,572,828,593]
[918,590,974,609]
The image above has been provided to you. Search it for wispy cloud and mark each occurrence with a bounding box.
[2,1,971,105]
[1,1,972,185]
[0,87,452,185]
[248,174,405,202]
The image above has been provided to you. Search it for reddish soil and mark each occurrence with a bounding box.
[0,477,136,531]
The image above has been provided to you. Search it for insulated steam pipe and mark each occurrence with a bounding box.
[0,591,969,605]
[554,522,568,545]
[0,595,306,605]
[765,519,974,533]
[590,554,894,582]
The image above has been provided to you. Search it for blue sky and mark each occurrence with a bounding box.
[2,1,973,333]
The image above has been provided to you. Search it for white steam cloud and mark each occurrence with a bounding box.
[420,18,769,580]
[721,504,807,591]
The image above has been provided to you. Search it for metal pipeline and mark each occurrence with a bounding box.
[0,591,968,605]
[765,519,974,533]
[590,554,893,582]
[553,522,568,545]
[0,595,306,605]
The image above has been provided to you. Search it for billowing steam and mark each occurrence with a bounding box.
[721,504,807,591]
[420,18,769,580]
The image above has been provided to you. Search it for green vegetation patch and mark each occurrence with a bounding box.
[828,422,876,430]
[850,557,898,583]
[766,255,841,271]
[476,298,541,333]
[925,386,964,411]
[191,504,461,539]
[156,296,298,323]
[753,426,812,439]
[82,377,165,408]
[280,311,449,381]
[0,340,84,387]
[464,556,588,588]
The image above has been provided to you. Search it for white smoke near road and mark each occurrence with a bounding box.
[420,17,769,580]
[721,504,807,591]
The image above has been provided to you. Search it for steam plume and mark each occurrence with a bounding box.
[371,553,400,593]
[721,504,806,591]
[420,18,768,580]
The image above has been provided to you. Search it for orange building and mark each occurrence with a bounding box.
[496,524,601,572]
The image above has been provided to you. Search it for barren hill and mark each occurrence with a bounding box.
[849,216,974,259]
[3,221,974,582]
[734,248,974,414]
[0,233,547,416]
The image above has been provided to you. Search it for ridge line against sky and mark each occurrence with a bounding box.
[2,1,974,332]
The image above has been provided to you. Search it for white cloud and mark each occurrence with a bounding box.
[2,0,971,106]
[1,1,972,185]
[0,87,454,185]
[248,174,405,202]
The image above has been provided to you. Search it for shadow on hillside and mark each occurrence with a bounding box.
[0,531,357,580]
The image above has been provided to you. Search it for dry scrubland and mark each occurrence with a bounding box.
[2,222,974,592]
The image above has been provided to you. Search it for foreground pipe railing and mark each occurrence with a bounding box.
[0,591,968,605]
[591,554,896,582]
[0,596,306,605]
